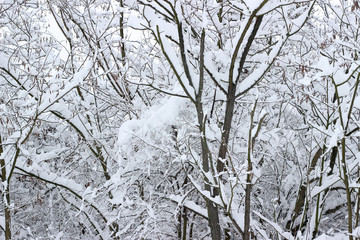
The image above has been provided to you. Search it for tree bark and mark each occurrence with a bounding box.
[198,29,222,240]
[0,135,11,240]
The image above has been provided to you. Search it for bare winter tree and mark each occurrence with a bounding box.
[133,0,315,239]
[1,0,360,239]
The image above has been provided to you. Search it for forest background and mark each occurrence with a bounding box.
[1,0,360,239]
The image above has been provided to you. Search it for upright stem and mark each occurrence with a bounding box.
[178,210,182,239]
[333,77,354,240]
[244,101,257,240]
[313,145,326,238]
[217,15,263,174]
[342,137,353,240]
[216,0,223,49]
[198,28,221,240]
[3,188,11,240]
[0,135,11,240]
[119,0,126,66]
[182,208,188,240]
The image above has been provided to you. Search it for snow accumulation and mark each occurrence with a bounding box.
[117,96,186,148]
[37,59,93,114]
[0,52,9,69]
[244,0,264,12]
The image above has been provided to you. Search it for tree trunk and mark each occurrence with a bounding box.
[0,135,11,240]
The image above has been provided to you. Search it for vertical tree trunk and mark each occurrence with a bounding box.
[243,177,252,240]
[244,102,256,240]
[0,135,11,240]
[178,210,182,239]
[216,16,263,239]
[3,189,11,240]
[197,29,222,240]
[182,208,188,240]
[342,138,353,240]
[198,108,221,240]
